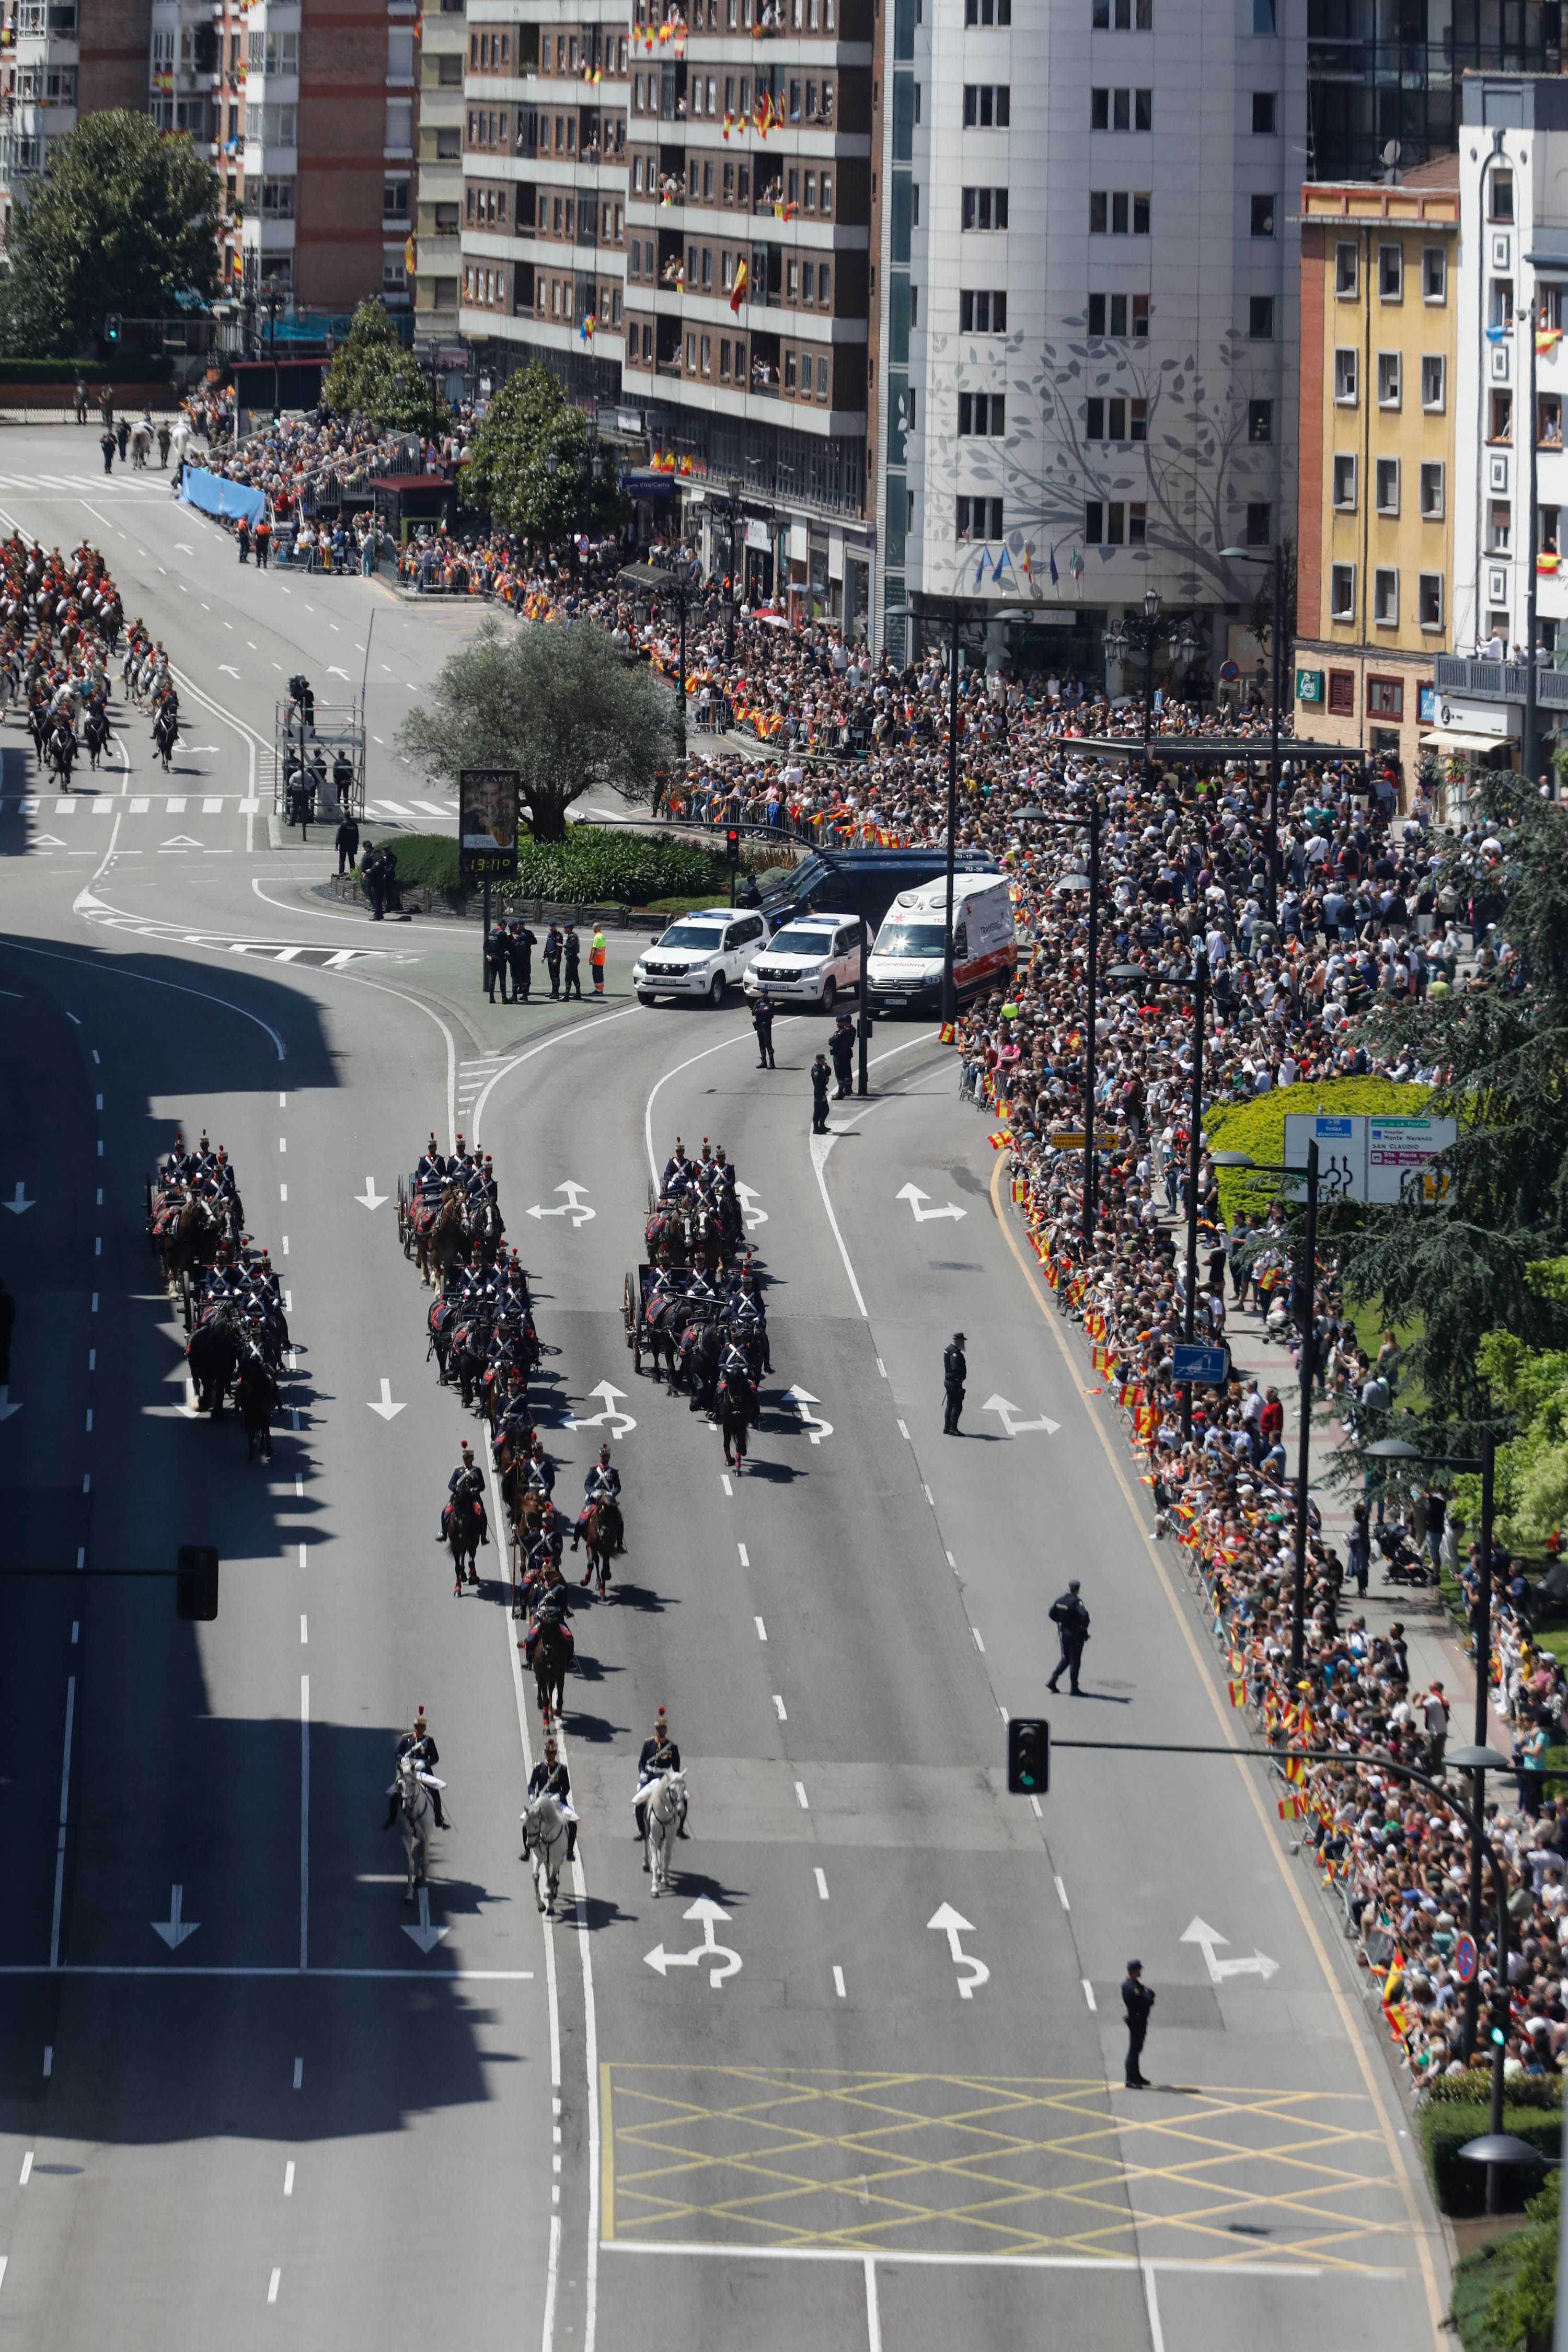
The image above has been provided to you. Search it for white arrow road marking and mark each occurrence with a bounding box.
[524,1180,595,1228]
[355,1178,388,1210]
[564,1380,636,1437]
[782,1385,834,1444]
[3,1182,36,1216]
[326,666,351,681]
[896,1182,966,1224]
[217,664,241,677]
[160,835,204,848]
[152,1885,199,1950]
[927,1903,989,1999]
[643,1896,743,1986]
[1181,1916,1279,1984]
[402,1885,449,1954]
[0,1386,22,1423]
[367,1380,407,1423]
[31,833,67,847]
[981,1394,1062,1438]
[734,1180,768,1229]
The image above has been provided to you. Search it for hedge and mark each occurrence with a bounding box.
[1206,1077,1434,1222]
[1421,2092,1563,2215]
[0,356,172,386]
[386,826,754,906]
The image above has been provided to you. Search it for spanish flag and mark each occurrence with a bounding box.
[988,1128,1012,1150]
[1539,325,1563,354]
[729,256,748,313]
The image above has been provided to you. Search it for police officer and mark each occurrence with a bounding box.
[382,1707,448,1829]
[753,988,776,1069]
[487,919,512,1004]
[1047,1579,1091,1694]
[563,925,582,999]
[508,919,538,1005]
[810,1051,832,1134]
[335,811,360,874]
[942,1330,967,1435]
[363,843,387,920]
[632,1707,686,1840]
[525,1734,578,1860]
[544,922,564,997]
[1122,1959,1155,2089]
[830,1011,855,1098]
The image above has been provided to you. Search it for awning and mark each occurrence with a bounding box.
[1419,728,1518,752]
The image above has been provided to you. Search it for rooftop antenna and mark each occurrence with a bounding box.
[1382,136,1402,187]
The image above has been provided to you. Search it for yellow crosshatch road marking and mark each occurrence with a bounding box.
[601,2066,1411,2270]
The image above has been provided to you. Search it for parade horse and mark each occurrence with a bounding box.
[83,701,109,770]
[426,1294,458,1383]
[187,1302,244,1416]
[236,1345,279,1460]
[522,1789,574,1915]
[468,1196,505,1259]
[445,1489,485,1594]
[159,1191,224,1292]
[580,1495,622,1597]
[448,1308,493,1412]
[395,1751,435,1903]
[46,716,76,786]
[416,1191,467,1288]
[524,1613,574,1725]
[640,1769,686,1894]
[152,698,178,770]
[640,1287,694,1387]
[675,1316,724,1413]
[717,1364,758,1471]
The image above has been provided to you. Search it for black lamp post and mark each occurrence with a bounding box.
[1179,948,1209,1439]
[1212,1140,1321,1674]
[1103,590,1201,780]
[620,554,699,768]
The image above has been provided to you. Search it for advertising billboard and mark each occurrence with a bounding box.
[458,768,521,883]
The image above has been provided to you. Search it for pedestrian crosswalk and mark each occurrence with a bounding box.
[0,796,261,815]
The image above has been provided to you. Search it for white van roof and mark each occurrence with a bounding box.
[885,873,1009,915]
[777,909,856,926]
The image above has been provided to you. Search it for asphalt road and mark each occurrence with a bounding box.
[0,425,1447,2352]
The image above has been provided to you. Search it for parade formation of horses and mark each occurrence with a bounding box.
[146,1128,291,1454]
[624,1139,771,1472]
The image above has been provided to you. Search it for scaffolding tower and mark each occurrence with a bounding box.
[270,690,366,823]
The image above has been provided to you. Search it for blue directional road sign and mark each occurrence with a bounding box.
[1172,1343,1231,1387]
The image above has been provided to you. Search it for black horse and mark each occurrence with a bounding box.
[152,702,178,770]
[83,704,110,771]
[236,1347,280,1459]
[449,1311,493,1411]
[676,1318,723,1413]
[717,1366,758,1470]
[188,1304,243,1416]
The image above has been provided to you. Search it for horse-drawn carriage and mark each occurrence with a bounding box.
[145,1166,243,1330]
[397,1170,505,1286]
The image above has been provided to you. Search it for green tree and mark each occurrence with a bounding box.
[459,362,628,543]
[397,617,672,842]
[321,299,443,433]
[0,111,220,358]
[1338,777,1568,1420]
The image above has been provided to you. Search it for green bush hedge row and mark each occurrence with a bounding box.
[1422,2095,1563,2215]
[1206,1077,1435,1221]
[387,827,747,906]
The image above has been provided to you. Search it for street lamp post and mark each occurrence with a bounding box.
[619,556,699,771]
[1213,1141,1321,1672]
[1220,543,1286,923]
[907,591,993,1030]
[1103,593,1200,784]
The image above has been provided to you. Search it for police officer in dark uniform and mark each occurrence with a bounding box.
[829,1011,855,1098]
[810,1051,832,1134]
[508,920,538,1004]
[525,1735,578,1861]
[632,1707,685,1839]
[563,925,582,999]
[382,1708,448,1829]
[1047,1579,1091,1694]
[335,811,360,874]
[487,919,512,1004]
[942,1330,967,1434]
[544,923,564,997]
[753,988,776,1069]
[1122,1959,1155,2088]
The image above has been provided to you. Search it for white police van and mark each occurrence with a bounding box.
[632,908,768,1006]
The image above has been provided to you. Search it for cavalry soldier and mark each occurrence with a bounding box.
[526,1433,557,1498]
[662,1138,691,1192]
[571,1443,621,1553]
[728,1271,771,1373]
[495,1364,533,1454]
[525,1735,578,1861]
[439,1443,488,1546]
[632,1708,686,1841]
[414,1133,443,1187]
[382,1707,448,1830]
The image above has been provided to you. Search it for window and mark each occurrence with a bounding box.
[1249,295,1274,339]
[1084,291,1147,335]
[1542,394,1563,447]
[1376,350,1401,407]
[1423,246,1447,302]
[1490,168,1514,223]
[960,289,1007,332]
[1335,241,1358,297]
[1250,193,1275,238]
[963,84,1010,126]
[1092,86,1150,129]
[1542,503,1561,558]
[955,495,1005,539]
[1488,499,1512,552]
[1247,397,1273,442]
[1367,676,1403,719]
[1421,353,1446,410]
[958,391,1005,435]
[1246,501,1271,545]
[1333,347,1358,402]
[1329,563,1356,622]
[1332,453,1357,510]
[1375,457,1399,515]
[1091,86,1108,126]
[1252,91,1276,133]
[1253,0,1276,28]
[1135,88,1151,127]
[1372,568,1398,625]
[387,27,415,78]
[966,0,1013,20]
[1091,190,1151,233]
[436,126,460,158]
[961,187,1008,229]
[1377,243,1403,301]
[1328,668,1355,714]
[1543,284,1566,332]
[383,176,410,220]
[385,96,412,148]
[260,177,295,218]
[1419,462,1445,518]
[1419,574,1444,630]
[1489,388,1513,442]
[1491,277,1514,332]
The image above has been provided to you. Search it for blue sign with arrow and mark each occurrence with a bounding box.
[1172,1343,1231,1386]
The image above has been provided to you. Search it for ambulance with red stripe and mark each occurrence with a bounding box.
[862,871,1016,1016]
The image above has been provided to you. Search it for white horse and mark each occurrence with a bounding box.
[639,1768,686,1895]
[522,1789,575,1914]
[395,1752,435,1902]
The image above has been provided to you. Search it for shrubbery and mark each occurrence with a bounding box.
[1206,1077,1433,1221]
[385,827,749,906]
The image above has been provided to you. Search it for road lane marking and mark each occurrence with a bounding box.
[794,1780,809,1809]
[300,1675,309,1970]
[293,2059,303,2089]
[268,2270,281,2304]
[1143,2268,1167,2352]
[972,1628,985,1653]
[19,2152,32,2186]
[49,1677,75,1968]
[815,1870,829,1900]
[736,1543,748,1567]
[1055,1875,1070,1909]
[833,1966,846,1999]
[284,2162,295,2195]
[300,1616,308,1644]
[1082,1980,1097,2010]
[719,1474,732,1496]
[755,1617,767,1642]
[772,1694,787,1720]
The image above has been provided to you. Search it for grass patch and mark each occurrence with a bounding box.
[1450,2163,1560,2349]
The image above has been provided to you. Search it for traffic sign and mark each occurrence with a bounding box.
[1172,1343,1231,1387]
[1454,1931,1478,1987]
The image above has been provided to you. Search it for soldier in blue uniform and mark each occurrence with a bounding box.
[632,1708,687,1840]
[571,1443,622,1553]
[382,1707,448,1829]
[525,1734,578,1860]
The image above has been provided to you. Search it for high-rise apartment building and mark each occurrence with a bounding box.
[415,0,466,348]
[877,0,1303,665]
[1306,0,1558,186]
[458,0,878,626]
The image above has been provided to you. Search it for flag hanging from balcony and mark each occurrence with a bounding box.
[1538,325,1563,354]
[580,313,595,342]
[729,256,748,312]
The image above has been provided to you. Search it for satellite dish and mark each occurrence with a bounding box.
[1382,138,1402,166]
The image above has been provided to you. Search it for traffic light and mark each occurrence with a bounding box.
[1007,1717,1050,1795]
[725,827,740,866]
[103,313,121,344]
[176,1545,219,1621]
[1488,1985,1513,2050]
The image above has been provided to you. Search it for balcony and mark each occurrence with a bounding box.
[1433,654,1568,709]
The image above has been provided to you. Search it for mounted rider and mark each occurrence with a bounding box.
[662,1138,695,1194]
[570,1443,621,1552]
[525,1734,578,1861]
[494,1363,534,1453]
[632,1707,687,1840]
[382,1707,448,1829]
[439,1443,488,1544]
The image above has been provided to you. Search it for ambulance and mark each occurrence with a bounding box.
[862,872,1016,1016]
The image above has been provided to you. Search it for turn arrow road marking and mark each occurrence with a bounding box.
[644,1896,743,1986]
[355,1178,388,1210]
[525,1180,594,1228]
[1181,1915,1279,1984]
[981,1394,1061,1438]
[367,1379,408,1422]
[565,1380,636,1437]
[927,1903,989,1999]
[402,1885,449,1954]
[734,1181,768,1229]
[896,1182,966,1224]
[782,1385,833,1444]
[152,1885,199,1950]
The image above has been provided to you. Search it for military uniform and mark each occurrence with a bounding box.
[384,1719,447,1829]
[525,1752,578,1859]
[633,1725,685,1839]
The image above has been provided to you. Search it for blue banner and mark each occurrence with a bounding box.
[180,467,266,527]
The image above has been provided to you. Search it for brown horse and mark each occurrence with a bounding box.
[416,1190,466,1289]
[527,1617,573,1724]
[160,1192,223,1292]
[579,1495,622,1596]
